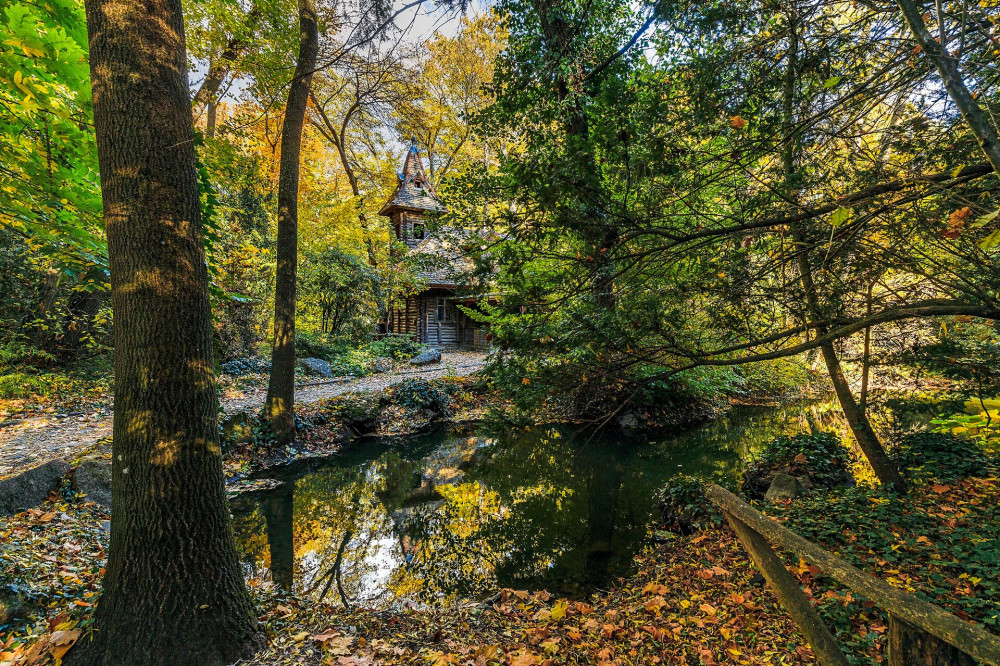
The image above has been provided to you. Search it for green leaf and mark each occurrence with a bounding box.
[830,206,852,228]
[952,165,965,178]
[973,210,999,228]
[978,228,1000,252]
[823,76,841,89]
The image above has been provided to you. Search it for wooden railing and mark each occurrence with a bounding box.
[704,484,1000,665]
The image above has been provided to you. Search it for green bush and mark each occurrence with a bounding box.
[655,475,723,535]
[389,378,453,415]
[893,431,991,481]
[0,372,51,399]
[742,432,853,499]
[737,358,813,400]
[364,336,423,361]
[294,331,349,362]
[0,339,56,370]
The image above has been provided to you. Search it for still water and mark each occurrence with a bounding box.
[231,403,844,608]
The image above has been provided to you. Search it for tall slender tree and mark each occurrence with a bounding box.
[69,0,262,662]
[264,0,319,444]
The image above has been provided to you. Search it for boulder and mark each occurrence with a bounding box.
[764,472,804,502]
[0,459,70,516]
[72,456,111,507]
[616,411,641,435]
[370,358,394,374]
[409,348,442,366]
[220,411,254,452]
[298,357,333,378]
[0,585,31,625]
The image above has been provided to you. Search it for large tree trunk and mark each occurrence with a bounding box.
[263,0,319,444]
[69,0,262,662]
[781,9,906,493]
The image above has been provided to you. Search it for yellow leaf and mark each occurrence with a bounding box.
[549,600,568,621]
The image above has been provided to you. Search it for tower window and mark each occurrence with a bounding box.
[412,223,425,240]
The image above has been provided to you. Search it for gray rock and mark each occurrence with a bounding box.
[370,358,393,373]
[616,411,641,434]
[0,459,70,516]
[0,586,31,625]
[298,357,333,378]
[72,456,111,507]
[220,411,254,452]
[409,348,442,366]
[765,472,804,502]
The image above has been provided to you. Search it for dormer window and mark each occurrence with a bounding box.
[412,223,425,240]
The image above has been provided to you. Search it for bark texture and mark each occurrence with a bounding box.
[264,0,319,444]
[70,0,262,662]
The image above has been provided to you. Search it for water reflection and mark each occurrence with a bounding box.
[231,401,846,607]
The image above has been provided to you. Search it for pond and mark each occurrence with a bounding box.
[230,402,847,608]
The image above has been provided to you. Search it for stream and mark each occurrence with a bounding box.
[231,401,849,608]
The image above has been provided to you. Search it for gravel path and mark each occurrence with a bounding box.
[0,351,485,478]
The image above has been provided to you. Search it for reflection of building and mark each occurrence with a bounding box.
[379,142,490,348]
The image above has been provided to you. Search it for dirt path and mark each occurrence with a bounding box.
[0,351,485,477]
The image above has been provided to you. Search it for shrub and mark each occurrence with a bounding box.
[0,339,56,370]
[742,432,853,500]
[893,431,991,481]
[0,372,51,400]
[219,357,270,377]
[736,358,814,400]
[294,331,348,362]
[655,475,723,535]
[364,335,423,361]
[389,378,453,415]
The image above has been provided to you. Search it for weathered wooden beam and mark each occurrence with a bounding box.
[889,615,976,666]
[705,484,1000,665]
[723,511,850,666]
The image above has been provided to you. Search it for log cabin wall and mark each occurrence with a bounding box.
[391,211,427,250]
[420,291,459,347]
[388,293,489,349]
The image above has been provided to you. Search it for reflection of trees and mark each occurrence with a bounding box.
[231,403,864,606]
[263,482,295,592]
[292,452,418,606]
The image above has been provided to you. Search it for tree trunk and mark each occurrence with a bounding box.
[263,0,318,445]
[781,8,906,493]
[69,0,262,662]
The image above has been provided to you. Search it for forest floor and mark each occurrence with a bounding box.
[1,447,997,665]
[0,351,486,478]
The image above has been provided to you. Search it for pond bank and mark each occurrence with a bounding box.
[0,351,485,480]
[3,447,995,665]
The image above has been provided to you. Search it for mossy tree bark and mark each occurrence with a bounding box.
[264,0,319,444]
[69,0,262,662]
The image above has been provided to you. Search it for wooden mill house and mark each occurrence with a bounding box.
[379,143,489,348]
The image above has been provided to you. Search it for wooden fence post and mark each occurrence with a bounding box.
[889,615,976,666]
[723,511,850,666]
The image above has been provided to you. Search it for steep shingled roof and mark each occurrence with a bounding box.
[409,230,478,287]
[378,142,445,216]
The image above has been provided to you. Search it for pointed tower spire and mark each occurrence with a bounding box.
[378,138,444,217]
[400,138,433,192]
